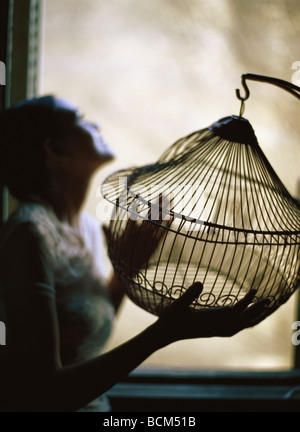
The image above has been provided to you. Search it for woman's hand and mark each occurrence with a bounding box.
[104,218,166,274]
[152,282,270,347]
[103,196,172,275]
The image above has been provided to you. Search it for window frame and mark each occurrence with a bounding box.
[1,0,43,220]
[107,368,300,412]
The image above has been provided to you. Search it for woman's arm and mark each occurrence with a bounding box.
[102,224,126,312]
[2,223,268,412]
[14,282,265,412]
[108,273,126,311]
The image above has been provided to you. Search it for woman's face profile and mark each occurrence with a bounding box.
[54,97,116,168]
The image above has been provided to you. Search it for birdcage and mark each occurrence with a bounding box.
[101,74,300,319]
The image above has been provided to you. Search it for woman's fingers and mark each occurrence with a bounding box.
[175,282,203,309]
[240,298,271,327]
[233,289,257,313]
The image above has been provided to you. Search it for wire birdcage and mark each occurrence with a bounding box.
[102,74,300,319]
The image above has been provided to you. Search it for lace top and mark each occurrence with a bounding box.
[0,202,115,411]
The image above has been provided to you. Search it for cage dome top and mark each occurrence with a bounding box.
[102,114,300,244]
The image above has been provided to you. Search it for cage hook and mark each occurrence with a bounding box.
[235,73,300,117]
[236,75,250,102]
[236,75,250,117]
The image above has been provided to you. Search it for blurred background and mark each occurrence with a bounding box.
[42,0,300,371]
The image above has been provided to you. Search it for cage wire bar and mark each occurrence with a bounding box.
[102,75,300,352]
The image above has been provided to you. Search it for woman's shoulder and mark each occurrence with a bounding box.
[0,202,63,276]
[1,203,41,243]
[0,206,55,286]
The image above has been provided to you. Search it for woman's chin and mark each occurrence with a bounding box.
[94,142,116,161]
[94,151,116,166]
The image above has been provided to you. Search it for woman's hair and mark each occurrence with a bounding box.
[0,95,76,201]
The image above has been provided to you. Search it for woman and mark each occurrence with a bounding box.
[0,96,268,412]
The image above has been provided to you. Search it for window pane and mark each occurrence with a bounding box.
[43,0,300,371]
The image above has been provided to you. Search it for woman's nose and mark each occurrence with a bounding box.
[90,121,101,131]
